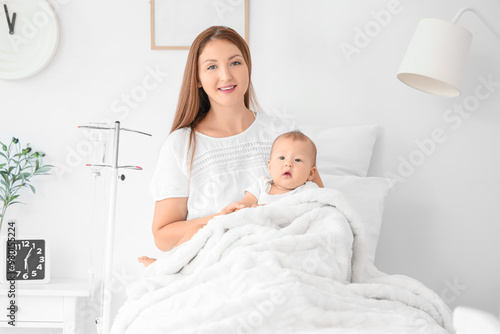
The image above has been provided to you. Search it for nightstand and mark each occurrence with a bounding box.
[0,278,89,333]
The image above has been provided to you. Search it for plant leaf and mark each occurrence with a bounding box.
[0,172,8,184]
[36,167,52,174]
[0,138,52,220]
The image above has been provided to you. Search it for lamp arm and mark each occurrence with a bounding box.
[452,7,500,39]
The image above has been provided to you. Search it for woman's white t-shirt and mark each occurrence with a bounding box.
[150,113,295,220]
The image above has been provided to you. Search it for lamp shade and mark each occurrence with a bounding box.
[397,18,473,97]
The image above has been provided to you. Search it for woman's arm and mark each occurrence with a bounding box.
[152,198,216,251]
[312,170,324,188]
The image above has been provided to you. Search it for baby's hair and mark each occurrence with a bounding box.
[271,130,317,166]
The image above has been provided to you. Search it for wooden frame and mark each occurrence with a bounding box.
[150,0,249,50]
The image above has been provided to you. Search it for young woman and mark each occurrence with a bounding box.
[148,26,323,253]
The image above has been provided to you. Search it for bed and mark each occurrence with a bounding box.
[109,124,454,333]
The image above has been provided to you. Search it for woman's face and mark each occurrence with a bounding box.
[197,39,249,111]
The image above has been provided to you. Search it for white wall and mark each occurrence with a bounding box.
[1,0,499,332]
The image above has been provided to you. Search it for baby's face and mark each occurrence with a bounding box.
[268,137,316,191]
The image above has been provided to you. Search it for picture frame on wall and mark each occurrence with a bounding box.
[150,0,249,50]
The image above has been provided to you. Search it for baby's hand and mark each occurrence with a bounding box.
[218,201,248,215]
[138,256,157,267]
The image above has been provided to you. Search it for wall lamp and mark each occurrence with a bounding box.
[397,6,500,333]
[397,7,500,97]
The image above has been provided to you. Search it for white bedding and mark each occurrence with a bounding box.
[110,188,452,333]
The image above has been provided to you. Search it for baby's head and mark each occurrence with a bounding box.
[268,131,317,191]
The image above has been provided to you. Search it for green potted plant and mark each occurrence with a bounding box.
[0,137,52,232]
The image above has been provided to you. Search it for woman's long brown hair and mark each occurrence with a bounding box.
[170,26,260,170]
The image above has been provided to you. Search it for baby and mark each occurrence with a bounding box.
[220,130,318,213]
[139,130,318,266]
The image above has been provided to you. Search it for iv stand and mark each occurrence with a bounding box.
[79,121,151,334]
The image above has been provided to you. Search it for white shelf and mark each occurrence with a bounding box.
[0,278,89,297]
[0,278,90,333]
[0,321,64,328]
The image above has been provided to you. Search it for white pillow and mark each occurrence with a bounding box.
[299,125,379,177]
[453,307,500,334]
[321,174,393,263]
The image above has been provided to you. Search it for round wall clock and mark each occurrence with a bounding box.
[0,0,60,80]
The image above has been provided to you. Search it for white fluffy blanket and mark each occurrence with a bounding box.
[110,188,452,334]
